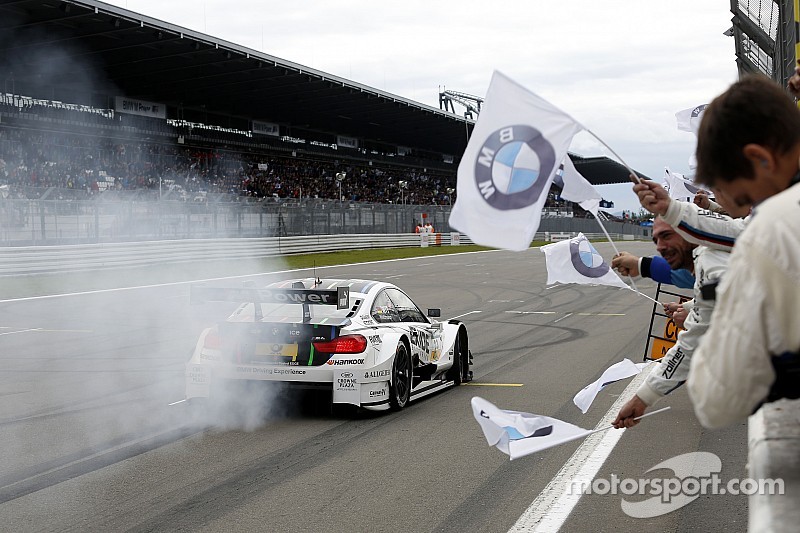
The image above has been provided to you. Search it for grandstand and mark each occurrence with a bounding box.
[0,0,648,244]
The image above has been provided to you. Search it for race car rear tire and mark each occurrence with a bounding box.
[389,343,412,410]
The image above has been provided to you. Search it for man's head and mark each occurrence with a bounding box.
[653,218,695,270]
[695,75,800,206]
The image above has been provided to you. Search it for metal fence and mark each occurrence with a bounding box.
[0,193,650,246]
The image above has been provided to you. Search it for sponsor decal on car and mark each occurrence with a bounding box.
[188,367,208,383]
[236,366,274,375]
[369,388,387,398]
[368,335,382,345]
[273,369,307,375]
[409,328,430,352]
[364,369,390,379]
[336,376,357,390]
[326,358,366,365]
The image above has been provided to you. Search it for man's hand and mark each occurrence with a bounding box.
[612,395,648,429]
[789,60,800,97]
[664,302,688,329]
[633,180,671,216]
[611,252,640,277]
[693,190,711,209]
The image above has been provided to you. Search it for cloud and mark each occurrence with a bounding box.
[110,0,739,207]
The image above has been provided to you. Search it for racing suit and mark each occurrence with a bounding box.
[636,245,730,406]
[662,198,747,252]
[688,181,800,429]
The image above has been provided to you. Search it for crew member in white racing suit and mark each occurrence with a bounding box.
[613,183,749,429]
[613,233,729,428]
[687,181,800,428]
[673,75,800,429]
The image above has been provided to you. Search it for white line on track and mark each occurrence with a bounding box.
[0,249,502,303]
[384,274,405,279]
[0,328,43,336]
[505,311,556,315]
[552,313,573,323]
[508,364,656,532]
[168,399,187,406]
[448,311,482,320]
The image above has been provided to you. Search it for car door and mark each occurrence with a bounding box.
[384,288,443,365]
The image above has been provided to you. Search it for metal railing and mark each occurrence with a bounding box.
[0,195,649,246]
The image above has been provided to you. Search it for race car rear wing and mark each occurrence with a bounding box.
[191,285,350,310]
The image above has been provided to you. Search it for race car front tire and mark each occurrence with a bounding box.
[389,342,412,410]
[446,334,463,385]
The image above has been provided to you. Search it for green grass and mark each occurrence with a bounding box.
[2,243,551,300]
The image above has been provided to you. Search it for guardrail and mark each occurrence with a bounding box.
[0,231,642,276]
[0,233,459,276]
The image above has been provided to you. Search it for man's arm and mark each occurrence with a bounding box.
[663,199,745,252]
[613,253,695,289]
[633,180,745,251]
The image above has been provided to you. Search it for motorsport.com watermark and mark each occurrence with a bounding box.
[566,452,784,518]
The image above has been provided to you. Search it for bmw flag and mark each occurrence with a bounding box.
[663,167,701,202]
[675,104,708,134]
[573,359,650,414]
[541,233,629,289]
[554,155,601,216]
[449,71,584,251]
[472,397,593,460]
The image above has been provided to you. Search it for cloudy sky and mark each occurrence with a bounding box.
[105,0,739,213]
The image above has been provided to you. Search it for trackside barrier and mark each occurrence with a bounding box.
[0,231,644,276]
[0,233,470,276]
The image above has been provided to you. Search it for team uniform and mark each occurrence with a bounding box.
[636,245,730,406]
[661,198,747,252]
[688,182,800,428]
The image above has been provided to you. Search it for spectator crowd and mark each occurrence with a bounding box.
[0,126,456,205]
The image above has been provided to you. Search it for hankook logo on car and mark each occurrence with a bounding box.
[326,359,366,365]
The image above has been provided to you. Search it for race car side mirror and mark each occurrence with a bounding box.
[427,308,441,318]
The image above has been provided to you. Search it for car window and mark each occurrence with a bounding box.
[386,289,428,323]
[371,290,401,323]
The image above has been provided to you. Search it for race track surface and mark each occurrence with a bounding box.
[0,242,747,532]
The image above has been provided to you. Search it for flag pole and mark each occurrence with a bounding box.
[591,213,660,306]
[589,406,672,435]
[584,128,644,184]
[578,127,659,305]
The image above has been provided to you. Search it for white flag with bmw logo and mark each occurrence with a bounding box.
[554,155,601,216]
[675,104,707,134]
[449,71,584,251]
[663,167,701,202]
[541,233,629,289]
[472,396,593,460]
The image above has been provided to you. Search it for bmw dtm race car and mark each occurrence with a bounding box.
[185,278,472,411]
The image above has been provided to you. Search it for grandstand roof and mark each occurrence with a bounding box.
[0,0,648,183]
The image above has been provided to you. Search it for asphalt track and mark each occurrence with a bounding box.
[0,243,747,532]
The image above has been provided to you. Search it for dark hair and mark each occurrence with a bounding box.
[695,75,800,186]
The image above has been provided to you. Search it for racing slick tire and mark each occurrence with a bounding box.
[389,342,412,410]
[446,334,464,385]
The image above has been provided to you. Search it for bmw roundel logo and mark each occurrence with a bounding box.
[569,238,610,278]
[474,125,556,210]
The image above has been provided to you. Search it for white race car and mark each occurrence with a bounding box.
[185,278,472,411]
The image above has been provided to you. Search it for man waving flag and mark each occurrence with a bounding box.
[449,71,584,251]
